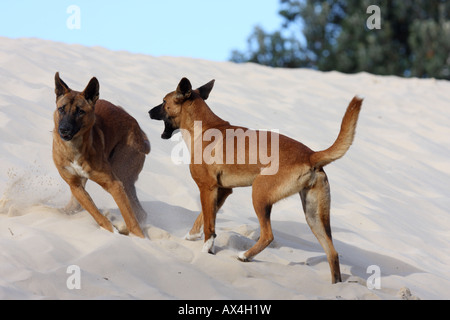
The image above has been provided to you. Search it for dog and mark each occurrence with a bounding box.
[149,77,362,283]
[53,72,150,238]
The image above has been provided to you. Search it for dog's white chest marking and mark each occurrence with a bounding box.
[66,160,90,179]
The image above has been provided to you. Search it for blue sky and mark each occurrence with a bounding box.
[0,0,282,61]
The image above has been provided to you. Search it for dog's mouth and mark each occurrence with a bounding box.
[149,105,178,140]
[58,125,79,142]
[60,133,74,141]
[58,130,75,141]
[161,120,178,140]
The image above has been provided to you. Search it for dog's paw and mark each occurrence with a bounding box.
[104,212,129,235]
[61,196,84,215]
[201,237,215,254]
[184,231,203,241]
[237,251,251,262]
[113,222,129,235]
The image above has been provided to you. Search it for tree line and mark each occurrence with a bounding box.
[231,0,450,80]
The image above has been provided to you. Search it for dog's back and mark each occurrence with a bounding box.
[92,100,150,225]
[95,100,151,156]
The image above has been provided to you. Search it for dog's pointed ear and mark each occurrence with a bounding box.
[55,72,70,100]
[176,77,192,101]
[83,77,100,105]
[197,79,215,101]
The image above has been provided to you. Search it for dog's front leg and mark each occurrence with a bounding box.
[89,170,145,238]
[64,194,83,214]
[186,188,233,242]
[199,187,219,254]
[70,185,114,233]
[63,178,87,214]
[102,178,145,239]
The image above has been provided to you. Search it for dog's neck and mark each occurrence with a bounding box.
[181,100,229,135]
[179,99,230,159]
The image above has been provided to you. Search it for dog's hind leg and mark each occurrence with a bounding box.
[238,176,275,262]
[185,211,204,241]
[110,144,148,225]
[124,182,147,225]
[300,170,342,284]
[238,200,274,262]
[186,188,232,241]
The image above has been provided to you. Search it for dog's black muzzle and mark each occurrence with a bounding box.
[58,118,80,141]
[149,104,177,140]
[149,103,164,121]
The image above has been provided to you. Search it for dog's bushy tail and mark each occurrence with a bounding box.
[310,96,363,168]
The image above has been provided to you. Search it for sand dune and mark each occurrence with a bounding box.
[0,37,449,299]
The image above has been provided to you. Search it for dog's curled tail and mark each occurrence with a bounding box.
[310,96,363,168]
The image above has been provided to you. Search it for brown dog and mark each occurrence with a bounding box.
[53,72,150,238]
[149,78,362,283]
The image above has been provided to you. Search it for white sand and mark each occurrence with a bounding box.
[0,37,449,300]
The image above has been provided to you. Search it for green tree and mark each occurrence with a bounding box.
[231,0,450,79]
[230,26,308,68]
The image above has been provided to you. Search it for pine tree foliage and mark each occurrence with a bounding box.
[231,0,450,79]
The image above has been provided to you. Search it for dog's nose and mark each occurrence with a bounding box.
[59,126,74,141]
[149,106,162,120]
[59,127,70,135]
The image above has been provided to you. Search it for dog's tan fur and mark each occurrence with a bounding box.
[53,73,150,238]
[150,78,362,283]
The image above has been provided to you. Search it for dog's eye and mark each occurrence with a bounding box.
[58,106,66,114]
[76,107,86,116]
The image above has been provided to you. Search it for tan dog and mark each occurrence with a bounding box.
[149,78,362,283]
[53,72,150,238]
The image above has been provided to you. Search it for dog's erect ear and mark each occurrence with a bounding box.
[197,79,215,101]
[83,77,100,105]
[55,72,70,100]
[176,77,192,101]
